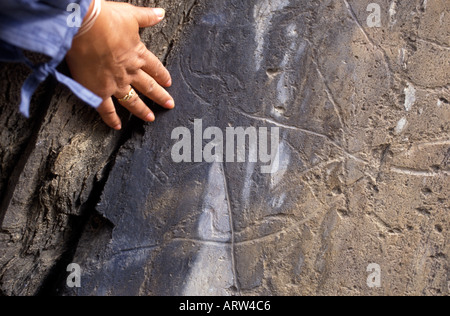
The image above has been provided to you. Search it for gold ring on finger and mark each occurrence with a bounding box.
[118,87,136,102]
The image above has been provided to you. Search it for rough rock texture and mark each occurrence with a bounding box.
[0,0,449,296]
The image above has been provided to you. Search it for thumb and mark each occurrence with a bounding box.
[132,7,165,28]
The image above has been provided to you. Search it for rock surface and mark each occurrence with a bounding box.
[0,0,449,296]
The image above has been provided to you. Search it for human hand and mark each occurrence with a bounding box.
[66,0,174,130]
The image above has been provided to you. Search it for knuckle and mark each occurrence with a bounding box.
[153,61,165,74]
[115,72,127,82]
[138,108,149,118]
[125,62,140,74]
[127,97,140,109]
[145,80,156,95]
[135,58,146,70]
[137,43,148,56]
[105,109,116,116]
[99,107,116,117]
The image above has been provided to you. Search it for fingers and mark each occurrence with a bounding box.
[132,70,175,109]
[99,74,175,131]
[141,48,172,87]
[115,86,155,123]
[97,97,122,130]
[132,6,166,28]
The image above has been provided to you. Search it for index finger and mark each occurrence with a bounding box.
[141,48,172,87]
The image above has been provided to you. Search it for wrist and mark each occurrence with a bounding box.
[69,0,107,57]
[75,0,103,38]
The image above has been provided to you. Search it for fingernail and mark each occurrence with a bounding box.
[145,112,155,122]
[114,124,122,130]
[166,78,172,87]
[165,100,175,109]
[154,8,165,19]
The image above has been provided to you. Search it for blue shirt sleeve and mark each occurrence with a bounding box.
[0,0,102,117]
